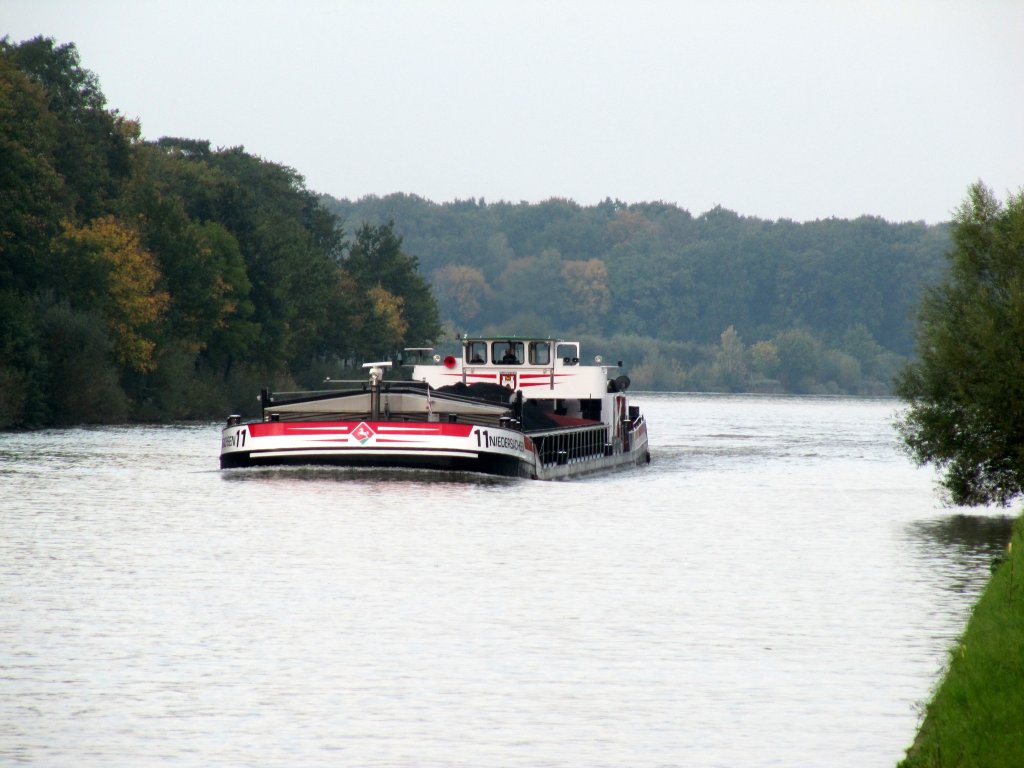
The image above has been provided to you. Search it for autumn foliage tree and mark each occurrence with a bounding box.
[561,258,611,331]
[339,222,441,360]
[431,264,489,328]
[55,215,169,372]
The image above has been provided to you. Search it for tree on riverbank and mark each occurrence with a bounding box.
[0,37,440,427]
[896,182,1024,506]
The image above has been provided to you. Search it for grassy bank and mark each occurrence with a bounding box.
[899,515,1024,767]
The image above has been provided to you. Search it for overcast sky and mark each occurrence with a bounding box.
[5,0,1023,223]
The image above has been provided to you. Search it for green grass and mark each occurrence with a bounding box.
[899,516,1024,767]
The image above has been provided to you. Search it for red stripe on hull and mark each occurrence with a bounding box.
[248,421,475,439]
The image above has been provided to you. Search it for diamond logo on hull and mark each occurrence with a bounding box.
[351,422,375,444]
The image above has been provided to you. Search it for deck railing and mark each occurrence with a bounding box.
[528,424,612,467]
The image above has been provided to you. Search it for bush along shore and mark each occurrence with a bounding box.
[899,515,1024,767]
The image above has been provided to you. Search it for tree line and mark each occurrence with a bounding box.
[2,34,962,431]
[0,37,440,427]
[323,194,952,394]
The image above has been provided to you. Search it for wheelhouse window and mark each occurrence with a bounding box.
[492,341,524,365]
[530,341,551,365]
[557,343,579,364]
[466,341,487,364]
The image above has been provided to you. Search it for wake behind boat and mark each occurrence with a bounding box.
[220,336,649,479]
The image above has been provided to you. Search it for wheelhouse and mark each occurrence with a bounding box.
[409,335,627,426]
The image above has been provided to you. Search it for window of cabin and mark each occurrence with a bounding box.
[557,343,579,364]
[530,341,551,365]
[492,341,524,365]
[466,341,487,364]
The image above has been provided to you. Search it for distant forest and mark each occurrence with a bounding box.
[323,195,951,393]
[2,36,954,429]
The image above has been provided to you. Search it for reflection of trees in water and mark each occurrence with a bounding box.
[912,514,1014,553]
[907,514,1015,594]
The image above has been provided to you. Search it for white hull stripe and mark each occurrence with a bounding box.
[253,448,482,459]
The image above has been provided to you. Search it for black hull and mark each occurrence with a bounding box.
[220,448,534,478]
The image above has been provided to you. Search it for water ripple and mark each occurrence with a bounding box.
[0,399,1008,767]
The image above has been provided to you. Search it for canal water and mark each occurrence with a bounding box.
[0,394,1013,767]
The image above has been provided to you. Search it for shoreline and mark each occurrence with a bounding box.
[899,513,1024,766]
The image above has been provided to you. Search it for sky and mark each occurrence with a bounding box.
[5,0,1023,223]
